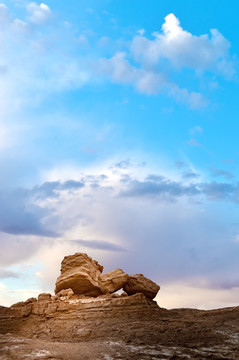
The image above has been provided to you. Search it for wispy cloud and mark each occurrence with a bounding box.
[70,239,126,252]
[26,2,52,25]
[0,6,234,113]
[185,138,203,147]
[209,167,234,179]
[190,126,203,135]
[0,269,19,279]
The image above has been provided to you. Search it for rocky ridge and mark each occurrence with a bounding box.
[0,253,239,359]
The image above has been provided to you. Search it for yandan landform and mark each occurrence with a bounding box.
[0,253,239,359]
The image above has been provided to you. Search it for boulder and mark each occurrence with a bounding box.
[55,253,103,297]
[99,269,128,294]
[123,274,160,299]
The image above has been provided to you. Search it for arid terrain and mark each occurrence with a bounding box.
[0,298,239,359]
[0,253,238,359]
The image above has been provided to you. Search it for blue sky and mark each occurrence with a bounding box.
[1,0,239,309]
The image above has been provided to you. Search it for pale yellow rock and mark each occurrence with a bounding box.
[55,288,74,299]
[55,253,103,296]
[99,268,128,294]
[123,274,160,299]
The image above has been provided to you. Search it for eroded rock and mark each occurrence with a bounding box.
[99,268,128,294]
[55,288,74,299]
[123,274,160,299]
[38,293,52,301]
[55,253,103,296]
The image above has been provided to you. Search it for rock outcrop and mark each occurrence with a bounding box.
[123,274,160,299]
[55,253,103,296]
[99,268,128,294]
[1,253,239,359]
[54,253,160,299]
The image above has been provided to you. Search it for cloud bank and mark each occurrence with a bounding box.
[0,160,239,301]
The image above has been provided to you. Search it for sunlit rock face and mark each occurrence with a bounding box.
[54,253,160,299]
[55,253,104,297]
[99,268,128,294]
[1,253,239,359]
[123,274,160,299]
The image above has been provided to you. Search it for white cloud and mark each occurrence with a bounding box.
[0,7,234,115]
[131,13,234,77]
[169,85,208,109]
[27,2,52,25]
[98,12,235,107]
[99,52,138,85]
[138,29,145,36]
[0,3,91,124]
[99,53,206,107]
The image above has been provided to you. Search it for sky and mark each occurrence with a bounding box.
[0,0,239,309]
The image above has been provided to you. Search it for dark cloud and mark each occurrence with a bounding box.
[201,181,237,201]
[212,280,239,290]
[120,174,132,183]
[119,175,239,203]
[32,180,84,199]
[120,179,200,198]
[210,167,234,180]
[0,269,19,279]
[0,179,86,237]
[145,174,166,182]
[115,159,131,169]
[70,239,126,252]
[0,188,59,237]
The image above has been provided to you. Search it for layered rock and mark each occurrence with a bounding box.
[123,274,160,299]
[1,252,239,360]
[99,268,128,294]
[55,253,103,296]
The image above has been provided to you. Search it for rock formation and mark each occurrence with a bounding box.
[99,268,128,294]
[0,252,239,359]
[54,252,160,299]
[123,274,160,299]
[55,253,104,296]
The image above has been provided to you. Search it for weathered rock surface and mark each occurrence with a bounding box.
[55,253,103,296]
[123,273,160,299]
[99,268,128,294]
[1,253,239,359]
[1,299,239,359]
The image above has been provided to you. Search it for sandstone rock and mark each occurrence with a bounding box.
[55,288,74,299]
[55,253,103,296]
[99,269,128,294]
[123,274,160,299]
[25,297,37,305]
[38,293,52,301]
[10,301,25,309]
